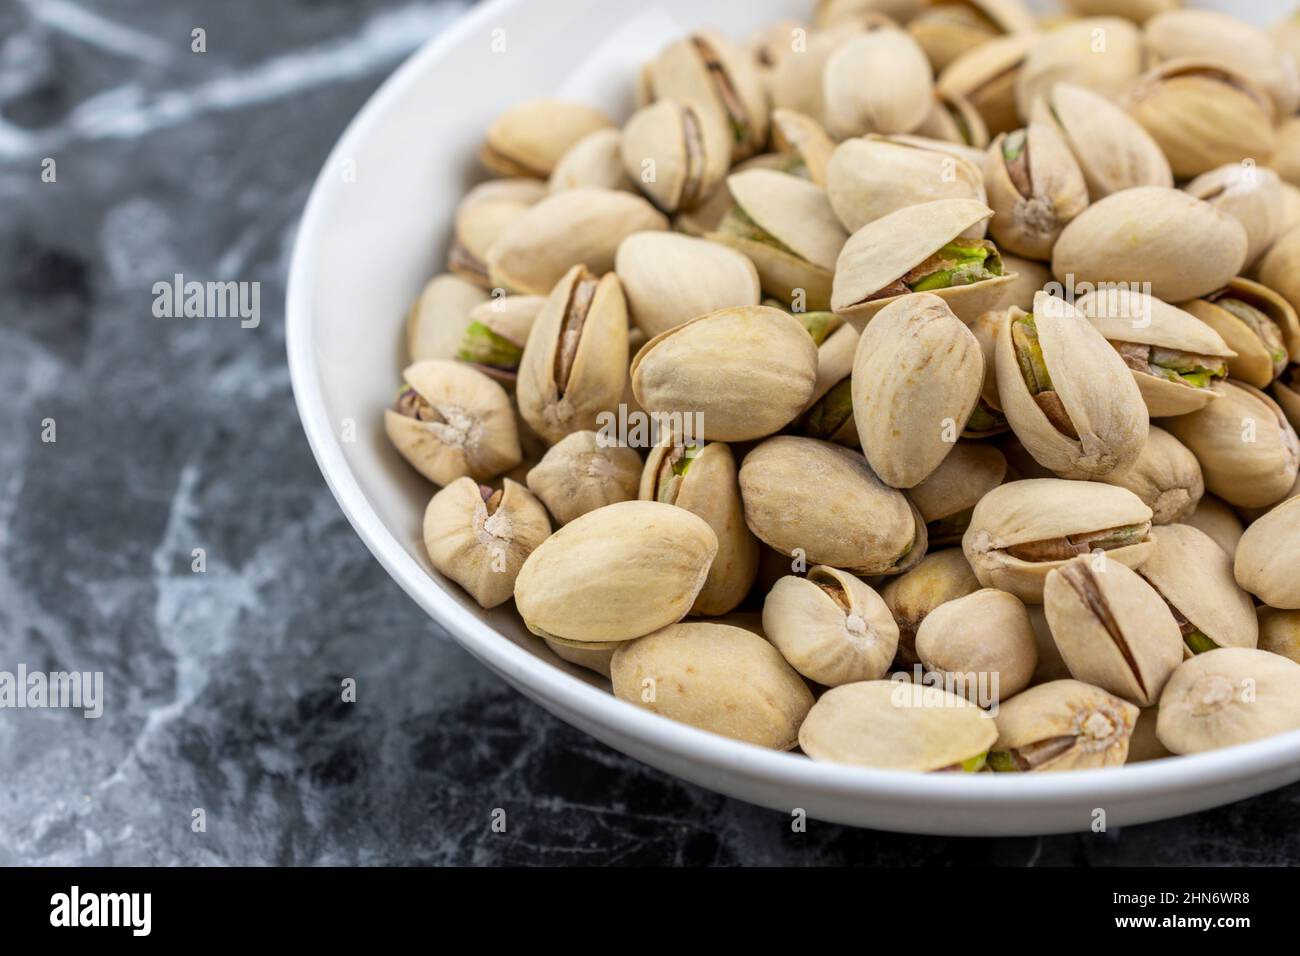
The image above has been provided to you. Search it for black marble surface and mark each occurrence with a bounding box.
[1,0,1297,866]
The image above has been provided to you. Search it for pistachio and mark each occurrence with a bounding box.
[1258,607,1300,666]
[851,293,983,488]
[1097,426,1203,525]
[1234,496,1300,609]
[620,98,730,214]
[913,88,991,149]
[989,679,1139,771]
[880,548,983,667]
[1016,18,1143,118]
[1274,118,1300,189]
[823,25,935,139]
[907,0,1035,74]
[769,109,837,187]
[740,436,927,575]
[1184,495,1245,560]
[422,477,551,609]
[516,265,628,445]
[514,500,717,644]
[763,566,899,686]
[548,128,635,194]
[544,638,615,679]
[937,32,1037,138]
[1026,604,1071,684]
[385,360,522,486]
[1183,279,1299,389]
[803,311,859,410]
[767,17,877,126]
[448,179,547,286]
[1126,707,1172,763]
[1258,227,1300,341]
[1043,553,1184,707]
[524,430,642,526]
[405,274,491,364]
[611,623,813,750]
[1275,365,1300,434]
[984,122,1088,260]
[481,99,614,178]
[962,478,1155,603]
[799,680,998,771]
[1184,165,1285,271]
[795,378,859,446]
[816,0,924,27]
[908,441,1007,545]
[456,295,544,384]
[1156,648,1300,754]
[916,588,1037,704]
[1064,0,1176,23]
[631,305,818,442]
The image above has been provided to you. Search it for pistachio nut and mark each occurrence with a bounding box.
[1064,0,1176,23]
[711,169,847,310]
[1234,496,1300,609]
[1156,647,1300,754]
[1097,426,1203,525]
[544,638,615,679]
[916,588,1037,704]
[937,32,1037,138]
[1043,553,1184,707]
[455,294,544,385]
[485,187,667,296]
[614,232,760,340]
[480,98,614,178]
[630,305,816,442]
[422,477,551,609]
[619,98,729,214]
[1162,380,1300,510]
[1126,707,1172,763]
[995,292,1149,479]
[385,360,522,486]
[825,138,987,235]
[914,88,991,149]
[1125,61,1277,181]
[981,253,1051,318]
[816,0,924,26]
[740,436,927,575]
[766,16,876,126]
[880,547,982,667]
[1184,495,1245,560]
[962,478,1155,604]
[1138,524,1259,659]
[851,293,983,488]
[823,25,935,139]
[763,566,899,686]
[769,108,837,187]
[1016,17,1143,118]
[448,178,547,286]
[405,274,491,364]
[988,679,1139,771]
[984,122,1089,260]
[1280,11,1300,78]
[1182,279,1299,389]
[1276,365,1300,434]
[908,441,1007,545]
[1258,607,1300,665]
[1184,165,1285,271]
[832,198,1014,327]
[645,31,769,162]
[795,377,859,446]
[907,0,1035,74]
[1051,187,1248,304]
[1075,288,1234,417]
[1258,226,1300,339]
[1030,83,1173,201]
[802,311,859,410]
[611,623,813,750]
[799,680,997,772]
[524,429,642,525]
[870,131,988,170]
[514,500,717,643]
[963,310,1010,438]
[516,264,628,445]
[1275,118,1300,189]
[641,438,758,616]
[548,128,635,194]
[1282,182,1300,234]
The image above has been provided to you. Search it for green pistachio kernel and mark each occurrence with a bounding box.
[1185,631,1219,655]
[798,378,854,439]
[964,400,1008,434]
[960,751,988,773]
[987,750,1020,773]
[1002,129,1027,163]
[457,321,524,371]
[800,311,845,346]
[718,205,799,257]
[1012,315,1053,394]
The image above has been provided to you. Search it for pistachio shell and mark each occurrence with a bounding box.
[1276,374,1300,434]
[449,179,548,285]
[514,500,717,643]
[726,169,847,271]
[1184,495,1245,560]
[916,588,1037,703]
[823,26,935,139]
[548,128,635,194]
[1184,165,1285,271]
[816,0,924,27]
[991,679,1139,771]
[544,638,615,678]
[619,98,729,213]
[984,122,1089,260]
[880,548,982,666]
[611,623,813,749]
[1098,426,1203,525]
[937,32,1037,138]
[983,253,1052,315]
[908,0,1034,74]
[1235,496,1300,609]
[913,88,991,149]
[826,138,987,234]
[807,319,859,409]
[524,430,642,525]
[1016,17,1143,118]
[1063,0,1175,23]
[1258,227,1300,352]
[406,274,491,363]
[767,18,870,126]
[1182,279,1299,389]
[908,441,1007,544]
[1051,187,1248,303]
[770,108,837,186]
[460,294,545,384]
[1258,607,1300,665]
[1275,118,1300,188]
[1156,647,1300,754]
[481,99,614,178]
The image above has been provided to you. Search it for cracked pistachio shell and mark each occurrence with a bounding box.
[1125,61,1276,181]
[916,588,1037,703]
[485,188,667,296]
[548,128,635,195]
[799,680,998,771]
[983,253,1051,316]
[524,430,642,526]
[763,566,899,686]
[385,360,522,486]
[740,437,927,576]
[984,122,1088,261]
[514,500,717,644]
[1016,17,1143,118]
[422,477,551,609]
[826,138,987,235]
[1156,647,1300,754]
[991,679,1139,771]
[1258,607,1300,665]
[620,98,729,214]
[1185,165,1285,271]
[852,293,983,488]
[1075,288,1234,417]
[631,306,818,442]
[641,439,758,616]
[1097,426,1203,525]
[457,295,545,386]
[1163,381,1300,510]
[1044,554,1184,707]
[937,32,1037,138]
[448,179,548,286]
[544,638,615,679]
[995,293,1149,479]
[823,25,935,139]
[832,198,1013,327]
[405,274,491,364]
[908,441,1007,545]
[914,88,991,149]
[880,548,982,667]
[1030,84,1172,201]
[770,109,837,187]
[962,478,1155,604]
[480,99,614,178]
[614,232,760,340]
[1051,187,1247,304]
[1064,0,1176,23]
[612,623,813,750]
[1275,119,1300,189]
[1259,227,1300,341]
[516,265,628,445]
[907,0,1035,74]
[1185,495,1244,560]
[1235,497,1300,609]
[1182,279,1299,388]
[870,132,987,170]
[1137,523,1257,656]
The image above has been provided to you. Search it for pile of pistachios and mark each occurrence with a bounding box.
[385,0,1300,773]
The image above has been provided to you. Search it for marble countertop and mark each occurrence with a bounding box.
[0,0,1296,866]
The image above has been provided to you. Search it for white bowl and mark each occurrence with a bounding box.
[287,0,1300,834]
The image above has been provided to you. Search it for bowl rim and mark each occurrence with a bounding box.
[286,0,1300,811]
